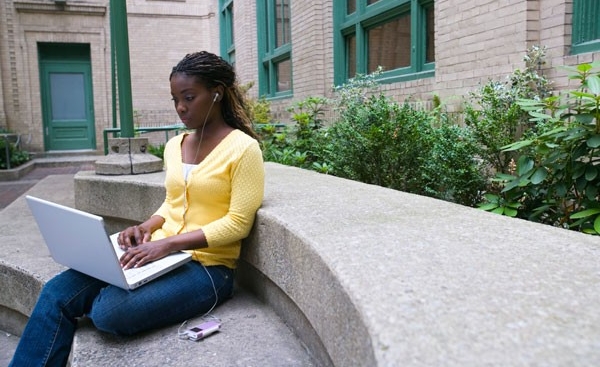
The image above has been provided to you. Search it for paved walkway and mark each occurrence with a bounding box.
[0,162,95,366]
[0,163,95,209]
[1,333,18,367]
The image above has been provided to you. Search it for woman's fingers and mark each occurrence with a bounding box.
[119,243,163,269]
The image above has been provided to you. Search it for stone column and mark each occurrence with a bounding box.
[95,137,163,175]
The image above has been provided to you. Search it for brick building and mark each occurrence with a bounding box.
[0,0,218,153]
[230,0,599,120]
[0,0,599,154]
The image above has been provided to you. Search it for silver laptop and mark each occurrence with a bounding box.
[26,195,192,290]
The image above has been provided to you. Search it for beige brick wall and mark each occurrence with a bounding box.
[127,0,219,127]
[253,0,336,123]
[14,3,109,151]
[230,1,258,98]
[0,0,216,152]
[2,0,599,152]
[432,0,532,109]
[234,0,599,119]
[289,1,333,100]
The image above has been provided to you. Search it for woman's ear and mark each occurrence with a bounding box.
[212,86,225,102]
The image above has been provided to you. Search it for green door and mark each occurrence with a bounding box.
[39,43,95,151]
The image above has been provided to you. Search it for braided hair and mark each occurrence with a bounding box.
[170,51,259,140]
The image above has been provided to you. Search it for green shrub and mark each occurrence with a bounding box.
[325,72,486,206]
[0,133,30,169]
[240,81,272,126]
[463,45,552,174]
[258,96,330,171]
[422,123,486,206]
[326,97,432,193]
[479,61,600,234]
[147,143,165,160]
[249,96,272,125]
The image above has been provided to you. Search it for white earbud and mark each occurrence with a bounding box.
[213,93,219,102]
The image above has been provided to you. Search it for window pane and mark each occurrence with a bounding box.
[367,0,380,5]
[573,0,600,44]
[50,72,86,120]
[347,0,355,15]
[276,0,290,48]
[426,6,435,63]
[346,34,356,78]
[367,13,411,73]
[276,58,292,92]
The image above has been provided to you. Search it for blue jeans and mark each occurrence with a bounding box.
[9,262,233,367]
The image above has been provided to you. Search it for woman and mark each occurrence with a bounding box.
[10,51,265,366]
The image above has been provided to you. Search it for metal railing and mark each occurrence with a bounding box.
[103,123,185,154]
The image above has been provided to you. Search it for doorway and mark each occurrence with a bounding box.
[38,43,96,151]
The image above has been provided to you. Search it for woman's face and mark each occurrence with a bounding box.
[170,73,218,130]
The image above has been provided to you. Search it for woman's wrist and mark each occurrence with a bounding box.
[142,215,165,233]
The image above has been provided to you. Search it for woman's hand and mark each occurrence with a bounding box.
[117,225,152,250]
[119,240,171,269]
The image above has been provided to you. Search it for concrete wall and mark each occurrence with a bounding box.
[72,163,600,366]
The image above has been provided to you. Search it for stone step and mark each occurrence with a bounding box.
[0,174,316,366]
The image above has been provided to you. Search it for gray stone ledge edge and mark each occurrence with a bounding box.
[73,162,600,367]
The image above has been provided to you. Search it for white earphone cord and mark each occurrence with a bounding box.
[178,94,220,339]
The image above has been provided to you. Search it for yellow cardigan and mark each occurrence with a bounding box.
[151,129,265,269]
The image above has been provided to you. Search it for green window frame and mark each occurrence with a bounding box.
[219,0,235,66]
[333,0,434,86]
[257,0,293,98]
[572,0,600,54]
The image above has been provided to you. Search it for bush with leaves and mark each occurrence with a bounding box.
[479,61,600,234]
[147,143,165,160]
[0,132,30,169]
[257,96,331,172]
[422,123,487,206]
[463,45,553,174]
[325,72,486,206]
[286,96,329,167]
[326,96,431,193]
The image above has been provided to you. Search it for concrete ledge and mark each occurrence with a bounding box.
[74,170,165,233]
[0,160,36,181]
[0,263,43,336]
[0,175,76,335]
[73,162,600,366]
[1,173,314,366]
[0,155,99,182]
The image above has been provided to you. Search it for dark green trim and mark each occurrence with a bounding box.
[333,1,346,86]
[333,0,435,87]
[109,0,135,137]
[257,0,293,98]
[38,43,90,61]
[572,40,600,55]
[219,0,235,63]
[257,0,268,96]
[571,0,600,55]
[38,47,96,151]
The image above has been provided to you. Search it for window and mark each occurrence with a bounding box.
[219,0,235,66]
[334,0,434,85]
[572,0,600,54]
[257,0,292,98]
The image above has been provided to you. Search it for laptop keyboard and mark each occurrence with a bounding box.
[123,263,159,281]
